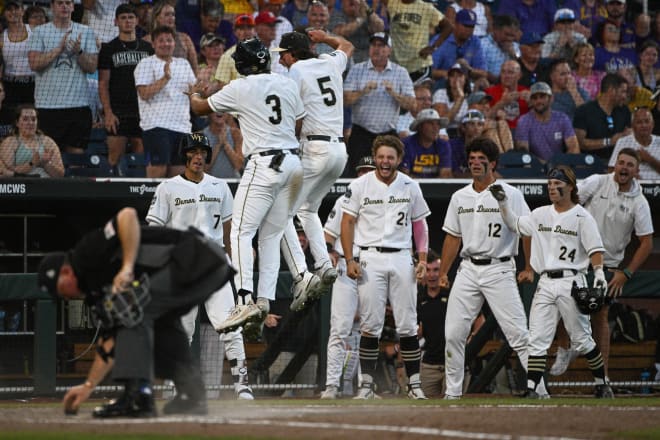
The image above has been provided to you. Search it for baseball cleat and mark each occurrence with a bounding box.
[216,302,266,334]
[406,382,428,400]
[320,385,339,400]
[290,271,322,311]
[353,383,376,400]
[236,384,255,400]
[162,394,208,415]
[595,384,614,398]
[550,346,579,376]
[443,394,461,400]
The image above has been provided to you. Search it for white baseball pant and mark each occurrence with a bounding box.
[444,259,529,397]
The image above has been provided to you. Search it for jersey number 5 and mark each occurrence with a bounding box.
[266,94,282,124]
[317,76,337,106]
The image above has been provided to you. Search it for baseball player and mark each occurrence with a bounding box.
[340,135,431,400]
[146,133,254,400]
[273,29,354,311]
[188,38,319,332]
[550,147,653,377]
[438,137,541,400]
[491,165,614,398]
[320,156,376,399]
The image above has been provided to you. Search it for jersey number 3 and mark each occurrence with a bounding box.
[266,95,282,124]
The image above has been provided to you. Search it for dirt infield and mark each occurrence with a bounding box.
[1,397,659,439]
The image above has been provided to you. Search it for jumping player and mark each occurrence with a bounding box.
[341,135,430,400]
[146,133,254,400]
[491,165,614,398]
[274,29,354,311]
[438,137,540,399]
[188,37,318,332]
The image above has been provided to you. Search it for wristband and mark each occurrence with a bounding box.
[622,268,633,280]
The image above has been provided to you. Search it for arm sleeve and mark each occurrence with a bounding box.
[412,218,429,254]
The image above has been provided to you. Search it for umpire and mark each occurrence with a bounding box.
[37,207,234,417]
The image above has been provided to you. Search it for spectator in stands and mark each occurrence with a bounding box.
[517,32,550,88]
[449,109,486,177]
[445,0,492,39]
[1,1,35,132]
[549,59,588,121]
[573,72,631,160]
[330,0,384,64]
[571,42,605,100]
[25,5,48,28]
[564,0,606,40]
[387,0,452,83]
[281,0,310,29]
[255,11,285,74]
[263,0,293,51]
[431,9,487,86]
[128,0,152,39]
[0,104,64,178]
[542,8,587,61]
[635,40,659,92]
[618,67,656,113]
[433,63,471,133]
[608,107,660,179]
[343,32,415,177]
[0,82,11,139]
[179,0,234,53]
[416,249,448,398]
[401,108,452,178]
[498,0,556,37]
[307,1,333,55]
[466,91,513,154]
[197,33,224,89]
[204,111,243,178]
[209,14,256,92]
[397,81,432,139]
[486,60,530,130]
[98,4,154,176]
[515,81,579,162]
[134,26,196,178]
[28,0,98,154]
[481,15,521,84]
[590,0,650,50]
[83,0,125,44]
[594,20,637,73]
[143,1,198,74]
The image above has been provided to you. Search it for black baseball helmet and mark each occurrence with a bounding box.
[232,37,271,76]
[179,132,212,164]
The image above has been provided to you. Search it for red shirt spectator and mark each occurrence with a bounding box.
[486,59,530,129]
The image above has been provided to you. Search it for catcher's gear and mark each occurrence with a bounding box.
[91,274,151,328]
[179,132,212,164]
[488,184,507,201]
[232,37,270,76]
[571,281,605,314]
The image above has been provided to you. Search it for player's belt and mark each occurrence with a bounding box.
[544,269,578,279]
[306,135,345,142]
[246,148,299,161]
[359,246,402,253]
[468,256,511,265]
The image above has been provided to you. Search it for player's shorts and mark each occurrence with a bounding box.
[108,115,142,138]
[142,127,185,166]
[37,106,92,150]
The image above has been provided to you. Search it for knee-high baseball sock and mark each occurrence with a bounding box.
[358,335,379,382]
[585,347,607,384]
[527,355,547,390]
[230,358,249,388]
[399,336,421,379]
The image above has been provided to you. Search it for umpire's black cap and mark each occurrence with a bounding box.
[37,252,67,297]
[355,156,376,172]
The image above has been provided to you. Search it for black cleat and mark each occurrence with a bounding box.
[162,394,208,415]
[93,391,156,418]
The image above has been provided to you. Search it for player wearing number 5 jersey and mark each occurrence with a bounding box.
[492,165,614,398]
[439,138,541,399]
[274,30,354,311]
[341,135,431,400]
[188,38,311,333]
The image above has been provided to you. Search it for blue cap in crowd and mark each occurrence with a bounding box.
[520,32,544,46]
[456,9,477,27]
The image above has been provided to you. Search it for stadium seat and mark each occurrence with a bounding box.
[87,127,108,156]
[547,153,606,179]
[62,153,113,177]
[497,150,546,178]
[119,153,147,178]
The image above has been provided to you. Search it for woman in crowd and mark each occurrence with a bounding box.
[197,33,225,95]
[0,105,64,178]
[594,20,637,73]
[571,42,605,100]
[24,5,48,28]
[433,64,471,136]
[143,1,198,74]
[635,40,659,92]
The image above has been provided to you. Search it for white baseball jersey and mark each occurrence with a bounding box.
[146,174,233,244]
[578,173,654,267]
[288,51,348,138]
[342,171,430,249]
[515,204,605,273]
[324,195,347,256]
[207,72,305,157]
[443,181,530,258]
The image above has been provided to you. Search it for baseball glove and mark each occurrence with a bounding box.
[488,184,507,201]
[571,281,605,314]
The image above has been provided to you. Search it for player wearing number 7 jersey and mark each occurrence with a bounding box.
[188,38,311,333]
[438,138,545,399]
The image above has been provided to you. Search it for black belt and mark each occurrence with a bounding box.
[246,148,299,161]
[468,256,511,265]
[359,246,402,253]
[544,269,578,279]
[306,135,345,142]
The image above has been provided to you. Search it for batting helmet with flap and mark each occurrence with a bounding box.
[571,281,605,314]
[232,37,271,76]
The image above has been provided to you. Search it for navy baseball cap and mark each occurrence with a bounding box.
[520,32,544,46]
[272,31,311,52]
[456,9,477,27]
[37,252,67,297]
